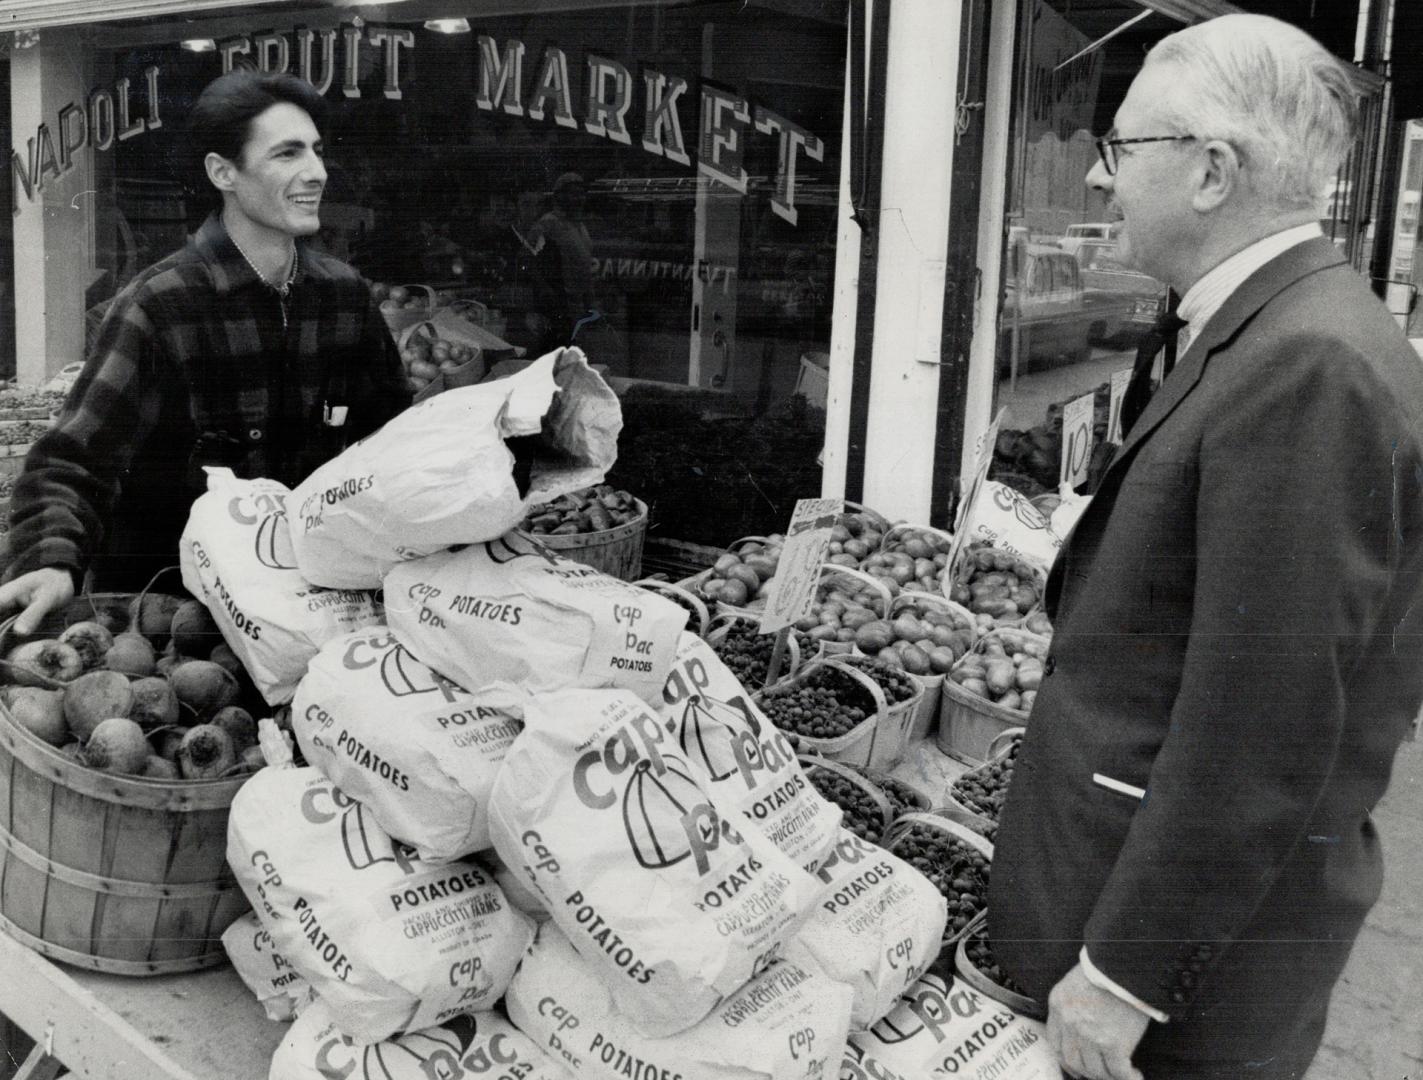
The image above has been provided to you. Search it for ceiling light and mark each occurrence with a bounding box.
[423,18,472,34]
[180,38,218,52]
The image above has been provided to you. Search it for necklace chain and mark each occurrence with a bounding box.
[227,228,297,298]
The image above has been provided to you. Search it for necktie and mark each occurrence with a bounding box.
[1119,310,1186,439]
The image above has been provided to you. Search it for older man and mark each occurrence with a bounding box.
[988,15,1423,1080]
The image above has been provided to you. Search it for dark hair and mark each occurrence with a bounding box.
[188,68,328,170]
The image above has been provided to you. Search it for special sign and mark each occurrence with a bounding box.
[759,498,843,634]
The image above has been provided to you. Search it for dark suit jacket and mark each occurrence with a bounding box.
[988,238,1423,1070]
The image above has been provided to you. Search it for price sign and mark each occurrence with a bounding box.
[945,409,1005,578]
[759,497,843,633]
[1107,368,1132,445]
[1060,391,1095,490]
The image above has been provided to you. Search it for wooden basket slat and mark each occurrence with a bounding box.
[9,746,55,861]
[50,772,105,879]
[0,742,12,837]
[162,804,197,884]
[211,886,252,941]
[90,809,158,964]
[0,910,226,974]
[0,833,54,947]
[5,755,58,940]
[166,806,232,883]
[141,897,204,966]
[41,868,98,958]
[106,797,171,887]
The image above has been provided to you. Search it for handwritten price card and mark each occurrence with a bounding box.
[759,497,843,633]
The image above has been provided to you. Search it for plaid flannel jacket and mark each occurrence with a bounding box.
[4,211,411,591]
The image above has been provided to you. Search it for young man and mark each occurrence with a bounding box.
[0,69,409,630]
[988,15,1423,1080]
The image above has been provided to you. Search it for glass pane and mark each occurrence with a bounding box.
[1326,91,1383,269]
[0,57,12,381]
[39,0,845,549]
[993,0,1180,498]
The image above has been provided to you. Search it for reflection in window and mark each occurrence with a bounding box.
[992,1,1177,498]
[991,2,1379,499]
[77,0,845,548]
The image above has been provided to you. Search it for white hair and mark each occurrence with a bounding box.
[1146,14,1359,209]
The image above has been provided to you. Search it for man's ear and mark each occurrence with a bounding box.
[1193,139,1240,212]
[205,151,238,192]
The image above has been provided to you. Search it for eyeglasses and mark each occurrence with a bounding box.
[1095,134,1196,176]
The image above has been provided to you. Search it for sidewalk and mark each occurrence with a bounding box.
[1304,733,1423,1080]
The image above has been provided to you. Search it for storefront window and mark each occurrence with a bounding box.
[989,0,1383,500]
[990,0,1180,499]
[13,0,845,547]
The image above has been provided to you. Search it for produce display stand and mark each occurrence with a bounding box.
[0,925,276,1080]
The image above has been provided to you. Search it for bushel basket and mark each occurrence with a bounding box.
[936,628,1046,765]
[834,652,924,772]
[937,678,1030,766]
[528,497,648,581]
[755,657,890,769]
[886,811,994,951]
[955,911,1047,1021]
[0,597,250,975]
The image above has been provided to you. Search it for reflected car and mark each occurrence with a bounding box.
[1077,240,1165,345]
[1056,222,1120,258]
[999,244,1095,370]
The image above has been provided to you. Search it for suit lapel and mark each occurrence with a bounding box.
[1102,238,1347,478]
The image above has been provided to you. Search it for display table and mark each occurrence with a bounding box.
[0,924,281,1080]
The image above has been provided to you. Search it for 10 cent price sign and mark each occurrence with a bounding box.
[1059,391,1095,491]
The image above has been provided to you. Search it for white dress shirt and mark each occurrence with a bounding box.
[1077,220,1324,1025]
[1175,222,1324,355]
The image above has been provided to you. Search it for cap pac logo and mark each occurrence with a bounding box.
[380,643,464,701]
[991,482,1051,532]
[571,698,741,875]
[341,799,418,876]
[622,757,724,874]
[227,490,298,570]
[868,973,981,1047]
[299,781,418,875]
[485,532,561,568]
[255,511,298,570]
[679,694,754,782]
[314,1013,480,1080]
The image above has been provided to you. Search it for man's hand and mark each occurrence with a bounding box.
[0,568,75,636]
[1046,963,1150,1080]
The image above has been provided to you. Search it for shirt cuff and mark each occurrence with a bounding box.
[1079,947,1170,1024]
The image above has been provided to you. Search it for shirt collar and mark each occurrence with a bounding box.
[194,210,327,295]
[1177,222,1324,342]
